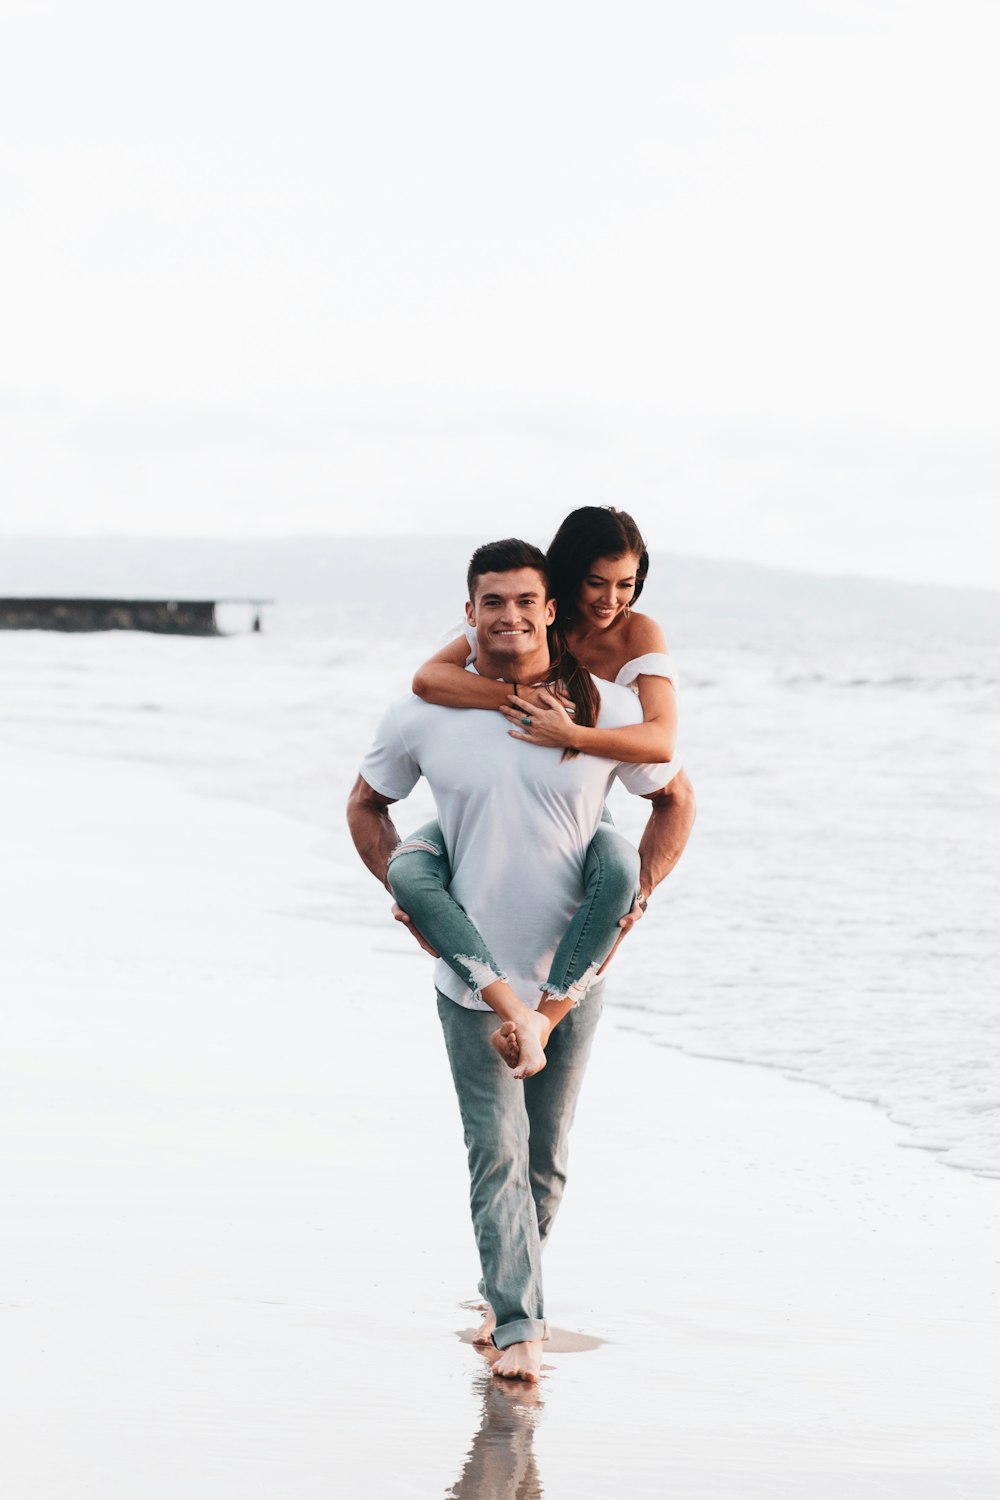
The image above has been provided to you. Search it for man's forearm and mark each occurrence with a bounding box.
[346,775,401,890]
[637,770,696,900]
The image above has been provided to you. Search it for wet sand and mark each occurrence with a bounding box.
[4,741,1000,1498]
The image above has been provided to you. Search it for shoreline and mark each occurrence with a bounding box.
[5,740,1000,1497]
[605,1010,1000,1187]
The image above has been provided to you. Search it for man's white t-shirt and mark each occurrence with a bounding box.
[360,672,678,1010]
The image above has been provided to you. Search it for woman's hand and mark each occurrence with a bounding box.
[501,687,581,750]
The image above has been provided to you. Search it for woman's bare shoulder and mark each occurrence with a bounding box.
[622,610,669,656]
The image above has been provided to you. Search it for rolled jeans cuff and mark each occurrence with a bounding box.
[493,1317,549,1351]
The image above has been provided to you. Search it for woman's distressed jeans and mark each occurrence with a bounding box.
[390,819,638,1004]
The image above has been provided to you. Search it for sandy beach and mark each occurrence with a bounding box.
[5,739,1000,1499]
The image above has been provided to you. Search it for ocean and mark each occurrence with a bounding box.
[2,535,998,1177]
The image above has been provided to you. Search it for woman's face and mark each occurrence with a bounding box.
[576,552,641,630]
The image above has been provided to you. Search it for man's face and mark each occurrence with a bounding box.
[466,567,556,665]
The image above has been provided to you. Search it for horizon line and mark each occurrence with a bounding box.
[1,532,998,601]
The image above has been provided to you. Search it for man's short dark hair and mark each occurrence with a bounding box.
[467,538,550,602]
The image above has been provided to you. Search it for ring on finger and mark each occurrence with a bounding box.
[521,714,532,728]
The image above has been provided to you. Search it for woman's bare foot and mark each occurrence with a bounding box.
[489,1011,550,1078]
[491,1340,543,1382]
[472,1303,497,1345]
[479,983,551,1080]
[490,1022,520,1069]
[511,1009,550,1080]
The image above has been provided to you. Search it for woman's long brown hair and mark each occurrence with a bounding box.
[548,623,601,760]
[545,506,650,759]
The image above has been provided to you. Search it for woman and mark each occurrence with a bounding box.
[388,506,677,1078]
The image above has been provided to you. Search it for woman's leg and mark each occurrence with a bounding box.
[536,820,639,1027]
[492,821,640,1078]
[387,822,551,1071]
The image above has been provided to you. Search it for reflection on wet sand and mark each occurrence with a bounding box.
[445,1354,545,1500]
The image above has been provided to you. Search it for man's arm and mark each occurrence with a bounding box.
[346,774,401,890]
[346,774,441,957]
[616,769,697,937]
[637,768,696,903]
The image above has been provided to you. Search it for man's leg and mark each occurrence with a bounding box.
[523,980,604,1249]
[436,994,548,1354]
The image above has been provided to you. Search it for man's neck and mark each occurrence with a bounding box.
[476,648,553,684]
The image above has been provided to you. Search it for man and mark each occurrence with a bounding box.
[347,539,695,1382]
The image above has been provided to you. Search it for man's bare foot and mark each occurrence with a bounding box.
[472,1303,497,1345]
[490,1022,520,1069]
[491,1340,543,1382]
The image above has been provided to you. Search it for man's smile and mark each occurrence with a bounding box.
[467,565,557,673]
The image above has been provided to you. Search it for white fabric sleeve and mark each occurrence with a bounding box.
[615,755,681,795]
[359,701,422,802]
[462,621,478,660]
[614,652,678,690]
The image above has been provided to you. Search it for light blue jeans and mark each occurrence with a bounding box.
[436,981,604,1348]
[388,817,639,1003]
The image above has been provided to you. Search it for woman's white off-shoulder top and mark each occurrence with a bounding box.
[614,653,677,694]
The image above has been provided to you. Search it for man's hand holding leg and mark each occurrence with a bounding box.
[392,902,440,958]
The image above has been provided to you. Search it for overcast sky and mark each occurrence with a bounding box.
[1,0,997,587]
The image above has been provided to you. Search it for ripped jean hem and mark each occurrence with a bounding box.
[541,961,602,1007]
[453,953,509,1000]
[387,825,509,999]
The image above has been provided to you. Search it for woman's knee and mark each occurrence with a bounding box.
[386,828,448,902]
[587,825,640,906]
